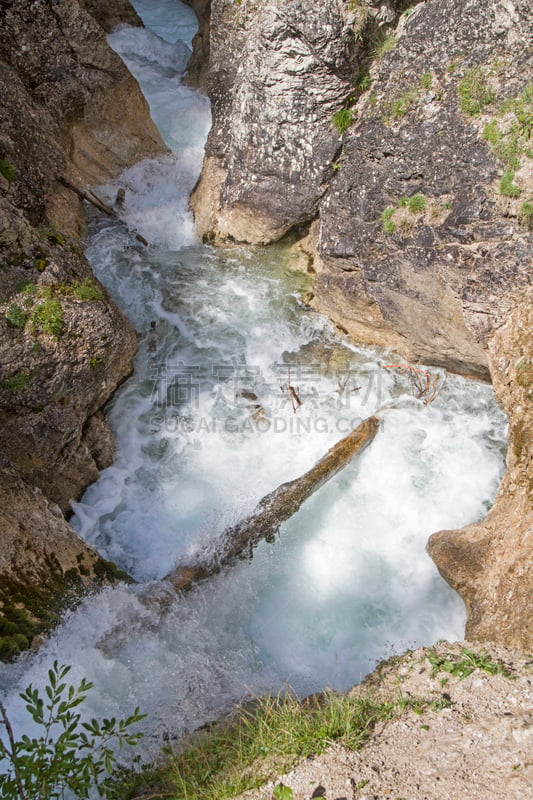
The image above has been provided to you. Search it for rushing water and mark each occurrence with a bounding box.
[0,0,507,756]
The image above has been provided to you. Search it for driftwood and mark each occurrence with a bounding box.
[163,415,379,595]
[57,177,149,246]
[98,416,380,651]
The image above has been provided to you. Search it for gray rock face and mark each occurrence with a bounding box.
[315,0,532,377]
[191,0,365,243]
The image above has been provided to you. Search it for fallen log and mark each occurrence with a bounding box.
[163,415,379,594]
[99,416,380,652]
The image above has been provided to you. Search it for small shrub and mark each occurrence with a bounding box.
[458,67,495,116]
[332,107,354,135]
[0,661,145,799]
[5,304,27,329]
[3,371,31,393]
[0,159,15,183]
[381,206,396,233]
[499,170,521,198]
[31,298,64,336]
[71,279,105,302]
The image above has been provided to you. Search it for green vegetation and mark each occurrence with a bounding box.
[273,785,294,800]
[499,169,521,198]
[381,206,396,233]
[389,87,418,120]
[381,194,427,234]
[0,661,145,800]
[458,66,495,116]
[3,371,31,393]
[427,647,513,681]
[3,278,104,338]
[399,193,426,213]
[31,297,64,336]
[5,303,27,329]
[481,84,532,201]
[420,72,433,90]
[357,72,371,92]
[70,279,105,302]
[374,34,397,60]
[332,107,354,135]
[37,226,64,246]
[519,201,533,228]
[140,691,392,800]
[0,159,16,183]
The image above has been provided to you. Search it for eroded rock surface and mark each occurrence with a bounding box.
[0,0,163,654]
[429,289,533,653]
[191,0,404,243]
[315,0,532,377]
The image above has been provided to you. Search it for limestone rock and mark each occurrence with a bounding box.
[0,0,159,649]
[315,0,532,377]
[191,0,367,243]
[0,455,129,661]
[428,289,533,653]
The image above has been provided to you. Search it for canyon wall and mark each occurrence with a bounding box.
[192,0,532,649]
[0,0,164,657]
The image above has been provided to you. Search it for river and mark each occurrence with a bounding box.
[0,0,507,756]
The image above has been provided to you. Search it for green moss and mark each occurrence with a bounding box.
[3,371,31,392]
[37,225,65,246]
[92,558,132,584]
[332,107,354,135]
[0,158,15,183]
[499,170,521,197]
[458,67,495,116]
[0,557,132,662]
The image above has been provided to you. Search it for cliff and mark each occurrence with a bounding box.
[0,0,164,657]
[190,0,532,650]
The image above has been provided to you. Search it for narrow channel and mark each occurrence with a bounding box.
[0,0,507,752]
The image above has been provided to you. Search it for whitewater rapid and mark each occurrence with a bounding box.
[0,0,507,755]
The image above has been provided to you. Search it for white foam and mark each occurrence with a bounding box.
[0,0,508,761]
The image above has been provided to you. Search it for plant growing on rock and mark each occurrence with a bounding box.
[458,67,495,116]
[0,661,145,800]
[0,159,15,183]
[332,107,354,135]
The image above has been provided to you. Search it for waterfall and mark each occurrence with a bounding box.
[0,0,507,756]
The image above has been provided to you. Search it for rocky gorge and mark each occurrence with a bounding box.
[0,0,165,657]
[186,0,532,652]
[0,0,531,791]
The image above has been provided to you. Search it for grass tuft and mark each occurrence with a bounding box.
[458,67,495,116]
[499,170,521,198]
[332,107,354,135]
[142,691,392,800]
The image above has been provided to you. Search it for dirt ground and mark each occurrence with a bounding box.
[238,641,533,800]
